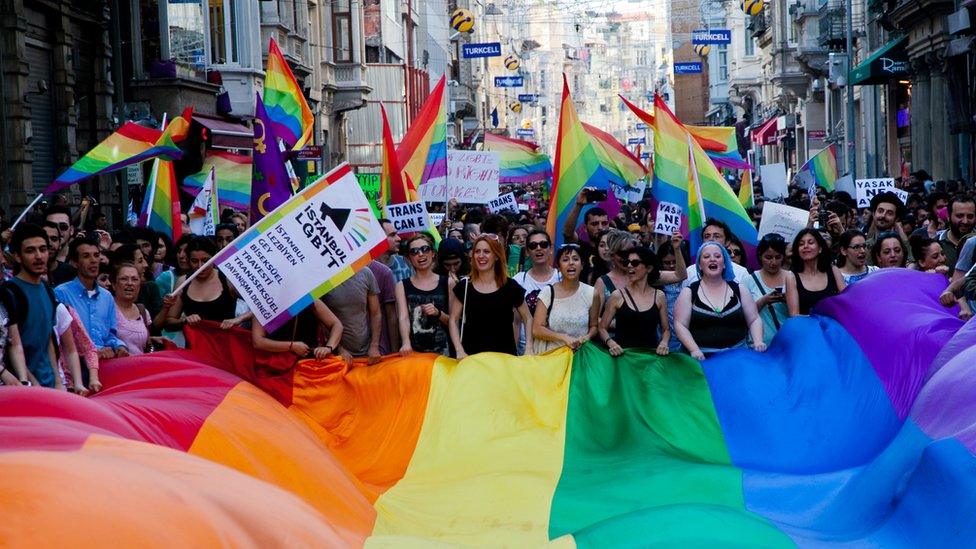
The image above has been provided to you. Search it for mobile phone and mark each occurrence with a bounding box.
[818,207,829,227]
[586,189,608,203]
[772,287,784,295]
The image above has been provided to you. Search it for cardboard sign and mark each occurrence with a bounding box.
[759,163,788,199]
[214,163,388,332]
[420,150,500,204]
[892,188,909,204]
[834,174,855,196]
[428,212,446,227]
[653,201,682,235]
[384,201,431,235]
[487,192,518,214]
[855,178,895,208]
[758,201,809,244]
[612,179,646,204]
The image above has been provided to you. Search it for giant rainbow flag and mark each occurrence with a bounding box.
[264,38,314,151]
[2,271,975,546]
[582,122,648,187]
[183,150,252,212]
[652,95,758,256]
[546,75,608,246]
[483,132,552,184]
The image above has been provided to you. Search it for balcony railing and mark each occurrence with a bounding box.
[818,0,846,49]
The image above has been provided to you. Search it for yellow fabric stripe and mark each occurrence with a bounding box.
[367,350,574,547]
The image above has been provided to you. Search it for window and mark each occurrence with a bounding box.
[167,0,207,77]
[744,27,755,56]
[718,44,728,82]
[333,0,353,62]
[209,0,238,65]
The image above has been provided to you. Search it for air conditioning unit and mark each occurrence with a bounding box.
[948,7,971,35]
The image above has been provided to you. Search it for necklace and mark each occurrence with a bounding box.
[700,284,729,313]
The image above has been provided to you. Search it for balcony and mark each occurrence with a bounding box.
[817,0,846,49]
[328,63,371,113]
[790,0,819,22]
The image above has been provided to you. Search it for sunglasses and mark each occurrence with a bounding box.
[729,248,743,257]
[526,240,551,250]
[408,245,433,256]
[623,259,646,268]
[54,222,70,231]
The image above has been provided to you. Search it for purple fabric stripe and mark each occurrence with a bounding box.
[815,269,964,419]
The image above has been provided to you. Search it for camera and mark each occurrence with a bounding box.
[585,188,608,203]
[818,207,829,228]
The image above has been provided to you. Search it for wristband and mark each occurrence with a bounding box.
[323,345,334,355]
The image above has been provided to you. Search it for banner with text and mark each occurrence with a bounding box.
[855,178,895,208]
[654,201,683,235]
[758,201,809,244]
[487,192,518,213]
[214,163,388,331]
[355,173,382,218]
[420,150,500,204]
[384,201,431,234]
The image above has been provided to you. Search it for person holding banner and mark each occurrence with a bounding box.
[532,244,595,354]
[599,248,670,356]
[872,232,908,269]
[162,237,246,332]
[251,300,343,360]
[395,234,453,356]
[836,230,879,285]
[791,229,846,315]
[449,235,533,359]
[742,234,799,347]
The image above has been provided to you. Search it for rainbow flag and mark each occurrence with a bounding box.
[184,150,252,212]
[397,76,448,191]
[546,75,609,246]
[139,157,181,240]
[3,271,974,547]
[739,170,755,208]
[619,95,751,171]
[264,38,314,151]
[651,95,757,256]
[379,104,415,207]
[187,167,218,235]
[796,144,839,192]
[45,117,186,194]
[582,122,648,187]
[483,132,552,184]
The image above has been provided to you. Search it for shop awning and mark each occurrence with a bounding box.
[850,36,909,86]
[750,117,778,145]
[195,114,253,149]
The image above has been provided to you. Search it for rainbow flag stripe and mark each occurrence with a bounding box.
[582,122,648,186]
[141,158,181,240]
[397,76,448,189]
[3,271,974,546]
[798,144,839,192]
[546,76,608,246]
[739,169,755,208]
[483,132,553,184]
[380,104,414,206]
[46,122,183,194]
[264,38,314,150]
[184,150,252,212]
[652,95,757,256]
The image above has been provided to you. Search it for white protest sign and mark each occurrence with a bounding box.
[854,178,895,208]
[419,150,500,204]
[188,167,218,236]
[487,192,518,213]
[428,212,446,227]
[612,179,647,203]
[384,201,431,235]
[653,201,682,235]
[834,174,855,196]
[758,201,809,244]
[759,163,788,199]
[892,188,909,204]
[213,163,388,332]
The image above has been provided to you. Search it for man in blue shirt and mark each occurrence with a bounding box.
[7,224,58,388]
[55,237,128,359]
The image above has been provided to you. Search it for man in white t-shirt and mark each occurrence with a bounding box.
[513,230,561,353]
[683,219,750,286]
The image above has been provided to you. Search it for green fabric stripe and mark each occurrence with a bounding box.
[548,344,793,546]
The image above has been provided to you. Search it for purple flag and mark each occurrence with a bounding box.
[250,93,293,222]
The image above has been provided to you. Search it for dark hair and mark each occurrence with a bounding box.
[655,239,691,267]
[835,229,866,267]
[926,191,949,212]
[701,218,732,242]
[554,243,582,265]
[526,229,550,244]
[869,191,905,220]
[9,223,50,255]
[186,235,218,257]
[41,220,62,234]
[404,233,435,250]
[583,206,608,223]
[757,233,787,259]
[377,218,392,226]
[131,227,159,259]
[623,247,661,283]
[825,200,852,220]
[156,231,174,265]
[506,224,529,245]
[790,228,832,273]
[948,193,976,215]
[67,236,101,262]
[908,235,940,265]
[215,223,240,237]
[43,205,72,220]
[480,214,510,238]
[871,232,907,267]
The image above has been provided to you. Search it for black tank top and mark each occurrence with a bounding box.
[613,288,661,349]
[689,281,747,350]
[794,271,839,314]
[182,273,238,322]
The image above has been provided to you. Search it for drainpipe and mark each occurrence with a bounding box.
[110,0,127,226]
[845,0,855,178]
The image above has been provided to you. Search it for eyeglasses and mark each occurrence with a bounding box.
[526,240,551,250]
[623,259,645,268]
[846,244,867,251]
[408,245,433,256]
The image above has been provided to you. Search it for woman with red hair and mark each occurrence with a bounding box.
[448,235,533,359]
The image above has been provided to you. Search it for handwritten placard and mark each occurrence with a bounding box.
[428,212,446,227]
[759,163,788,199]
[653,201,683,235]
[419,150,500,204]
[758,201,809,244]
[487,192,518,214]
[855,178,895,208]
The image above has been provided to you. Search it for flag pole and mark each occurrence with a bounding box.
[10,193,46,230]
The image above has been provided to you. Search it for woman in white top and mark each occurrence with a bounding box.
[513,230,560,354]
[532,244,595,353]
[837,230,878,285]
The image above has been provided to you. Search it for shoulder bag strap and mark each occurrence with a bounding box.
[545,284,555,325]
[459,277,470,343]
[750,272,780,329]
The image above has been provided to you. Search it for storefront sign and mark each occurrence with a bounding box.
[692,29,732,44]
[462,42,502,58]
[674,62,703,74]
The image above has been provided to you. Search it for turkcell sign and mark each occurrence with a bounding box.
[674,62,703,74]
[692,29,732,44]
[628,137,645,145]
[462,42,502,58]
[517,94,537,102]
[635,122,648,130]
[494,76,524,87]
[516,128,535,137]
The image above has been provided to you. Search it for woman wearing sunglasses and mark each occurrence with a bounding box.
[599,248,670,356]
[513,231,561,353]
[395,234,453,356]
[449,234,533,359]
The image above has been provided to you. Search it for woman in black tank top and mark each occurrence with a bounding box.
[163,237,246,334]
[791,229,846,314]
[599,248,671,356]
[675,242,765,360]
